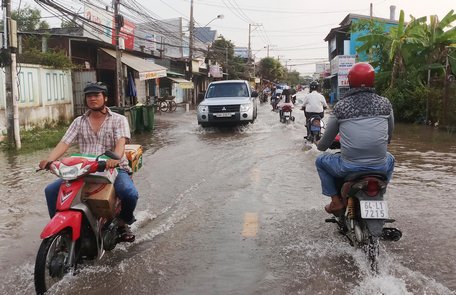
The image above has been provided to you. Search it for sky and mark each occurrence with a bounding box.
[12,0,456,75]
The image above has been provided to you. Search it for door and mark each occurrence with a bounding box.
[72,70,97,116]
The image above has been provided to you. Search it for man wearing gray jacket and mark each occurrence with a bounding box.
[315,62,395,214]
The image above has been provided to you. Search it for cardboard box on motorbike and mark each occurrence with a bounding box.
[72,145,143,218]
[70,154,118,218]
[82,183,117,218]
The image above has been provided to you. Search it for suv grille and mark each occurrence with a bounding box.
[209,105,240,113]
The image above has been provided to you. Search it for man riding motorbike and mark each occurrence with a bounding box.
[39,82,139,242]
[315,62,395,214]
[301,81,328,138]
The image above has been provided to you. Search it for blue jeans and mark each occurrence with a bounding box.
[315,153,395,197]
[45,169,138,224]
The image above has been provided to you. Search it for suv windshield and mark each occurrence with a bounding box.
[206,83,249,98]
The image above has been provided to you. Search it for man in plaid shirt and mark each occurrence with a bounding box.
[39,82,138,242]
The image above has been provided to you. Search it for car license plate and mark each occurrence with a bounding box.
[360,200,389,219]
[213,112,233,117]
[283,112,290,116]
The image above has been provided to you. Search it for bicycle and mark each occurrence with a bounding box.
[154,95,177,113]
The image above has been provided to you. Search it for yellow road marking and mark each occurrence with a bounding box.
[250,167,260,183]
[242,212,259,237]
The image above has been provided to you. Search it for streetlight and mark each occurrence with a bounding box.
[202,14,224,28]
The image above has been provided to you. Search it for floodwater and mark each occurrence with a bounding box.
[1,95,455,295]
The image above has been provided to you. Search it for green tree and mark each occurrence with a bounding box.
[355,11,425,85]
[354,9,456,124]
[258,57,285,82]
[208,36,248,79]
[285,70,301,86]
[419,11,456,79]
[61,19,80,28]
[12,5,49,32]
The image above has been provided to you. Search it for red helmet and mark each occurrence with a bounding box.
[347,62,375,87]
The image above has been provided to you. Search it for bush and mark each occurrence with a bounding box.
[18,48,74,70]
[0,122,69,153]
[383,80,429,123]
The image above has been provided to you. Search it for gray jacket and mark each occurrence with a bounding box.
[317,88,394,166]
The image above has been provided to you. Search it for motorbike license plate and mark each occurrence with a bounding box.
[283,112,291,116]
[213,112,233,117]
[360,201,389,219]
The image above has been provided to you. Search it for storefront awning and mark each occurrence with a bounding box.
[167,71,185,77]
[167,77,194,89]
[101,48,167,81]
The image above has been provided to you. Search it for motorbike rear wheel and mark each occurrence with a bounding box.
[367,236,380,273]
[34,229,76,294]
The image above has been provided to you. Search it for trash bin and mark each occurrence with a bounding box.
[131,105,144,133]
[110,106,136,133]
[143,105,155,131]
[109,106,125,115]
[124,108,135,133]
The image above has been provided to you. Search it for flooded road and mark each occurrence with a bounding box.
[1,99,456,294]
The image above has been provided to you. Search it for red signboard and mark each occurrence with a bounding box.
[112,19,136,50]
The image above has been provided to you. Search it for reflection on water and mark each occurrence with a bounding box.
[389,123,456,186]
[391,123,456,153]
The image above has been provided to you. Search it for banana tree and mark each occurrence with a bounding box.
[387,10,427,87]
[419,10,456,81]
[355,10,425,87]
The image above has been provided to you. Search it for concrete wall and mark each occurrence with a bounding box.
[0,64,73,134]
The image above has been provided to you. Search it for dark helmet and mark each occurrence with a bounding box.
[309,81,319,91]
[348,62,375,87]
[83,82,108,95]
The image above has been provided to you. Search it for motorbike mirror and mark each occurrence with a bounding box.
[251,91,258,97]
[103,150,121,160]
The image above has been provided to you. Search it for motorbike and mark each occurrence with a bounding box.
[34,151,129,294]
[325,138,402,272]
[305,114,324,143]
[278,102,295,123]
[270,92,282,111]
[259,91,269,103]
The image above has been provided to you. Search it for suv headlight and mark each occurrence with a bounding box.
[240,103,251,112]
[198,105,209,113]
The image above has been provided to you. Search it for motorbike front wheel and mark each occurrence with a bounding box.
[34,229,76,294]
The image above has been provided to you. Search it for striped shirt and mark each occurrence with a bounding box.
[62,108,131,171]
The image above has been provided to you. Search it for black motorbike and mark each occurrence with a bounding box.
[270,92,282,111]
[305,115,323,143]
[325,140,402,272]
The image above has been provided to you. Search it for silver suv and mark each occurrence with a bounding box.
[197,80,258,127]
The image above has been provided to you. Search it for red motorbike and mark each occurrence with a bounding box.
[34,151,125,294]
[278,102,295,123]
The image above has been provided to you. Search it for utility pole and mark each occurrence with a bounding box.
[225,46,228,79]
[188,0,195,104]
[443,46,451,126]
[248,24,251,64]
[2,0,20,149]
[247,23,261,79]
[114,0,124,107]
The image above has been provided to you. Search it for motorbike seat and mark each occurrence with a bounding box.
[344,171,388,182]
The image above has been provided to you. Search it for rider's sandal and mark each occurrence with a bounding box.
[118,225,135,243]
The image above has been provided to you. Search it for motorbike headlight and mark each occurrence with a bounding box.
[240,103,251,112]
[198,105,209,113]
[57,163,91,180]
